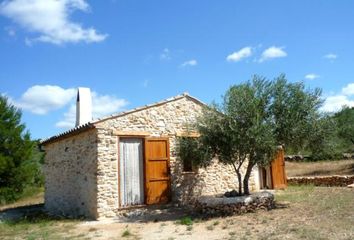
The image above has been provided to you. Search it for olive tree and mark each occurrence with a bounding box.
[178,75,323,195]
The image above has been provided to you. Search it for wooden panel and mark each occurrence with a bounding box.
[271,148,287,189]
[175,131,200,138]
[114,131,150,136]
[145,138,171,205]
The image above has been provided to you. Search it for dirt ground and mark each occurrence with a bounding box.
[73,187,354,240]
[285,159,354,177]
[1,160,354,240]
[1,186,353,240]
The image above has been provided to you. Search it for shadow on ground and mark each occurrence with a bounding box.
[114,204,195,223]
[0,201,287,224]
[0,204,45,222]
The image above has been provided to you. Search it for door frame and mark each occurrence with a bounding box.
[117,135,171,208]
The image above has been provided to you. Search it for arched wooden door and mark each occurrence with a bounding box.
[144,138,171,204]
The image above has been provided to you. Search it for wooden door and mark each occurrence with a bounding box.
[144,138,171,204]
[271,148,287,189]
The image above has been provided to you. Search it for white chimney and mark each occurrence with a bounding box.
[76,87,92,127]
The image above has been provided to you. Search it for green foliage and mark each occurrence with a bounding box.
[305,107,354,160]
[270,75,323,152]
[122,229,132,237]
[198,77,277,168]
[177,216,193,226]
[177,136,212,170]
[333,106,354,151]
[305,116,342,161]
[0,96,43,204]
[178,74,323,194]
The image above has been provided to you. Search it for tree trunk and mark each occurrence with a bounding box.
[232,163,242,194]
[243,162,255,195]
[236,170,242,194]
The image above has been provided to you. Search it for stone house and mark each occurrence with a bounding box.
[41,90,263,220]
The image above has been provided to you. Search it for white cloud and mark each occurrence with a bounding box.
[226,47,252,62]
[324,53,337,60]
[321,82,354,112]
[342,83,354,95]
[14,85,76,114]
[91,92,128,117]
[305,74,320,80]
[11,84,128,128]
[180,59,197,67]
[56,91,128,128]
[321,95,354,112]
[160,48,171,60]
[55,104,76,128]
[259,46,287,62]
[0,0,107,45]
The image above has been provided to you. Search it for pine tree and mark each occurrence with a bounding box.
[0,95,35,203]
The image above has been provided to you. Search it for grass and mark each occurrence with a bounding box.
[176,216,193,226]
[122,228,133,237]
[0,213,80,240]
[275,184,315,203]
[0,187,44,210]
[286,159,354,177]
[213,220,220,226]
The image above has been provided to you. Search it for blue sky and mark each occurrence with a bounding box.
[1,0,354,139]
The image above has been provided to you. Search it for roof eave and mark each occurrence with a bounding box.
[40,123,95,146]
[40,93,207,146]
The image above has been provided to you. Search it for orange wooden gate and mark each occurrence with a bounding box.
[271,147,287,189]
[144,138,171,204]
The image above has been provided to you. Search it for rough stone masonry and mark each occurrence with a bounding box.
[43,94,259,219]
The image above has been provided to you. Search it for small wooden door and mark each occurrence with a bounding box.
[144,138,171,205]
[271,148,287,189]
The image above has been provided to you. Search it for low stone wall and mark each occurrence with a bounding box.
[288,175,354,187]
[194,192,274,218]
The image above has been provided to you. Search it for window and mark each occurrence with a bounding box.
[177,136,199,172]
[183,155,193,172]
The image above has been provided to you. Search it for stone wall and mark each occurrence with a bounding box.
[43,95,260,219]
[94,96,258,218]
[195,192,274,218]
[172,158,258,205]
[288,175,354,187]
[44,129,98,219]
[95,127,119,218]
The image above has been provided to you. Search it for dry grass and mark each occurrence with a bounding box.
[0,213,82,240]
[0,190,44,212]
[1,186,353,239]
[286,159,354,177]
